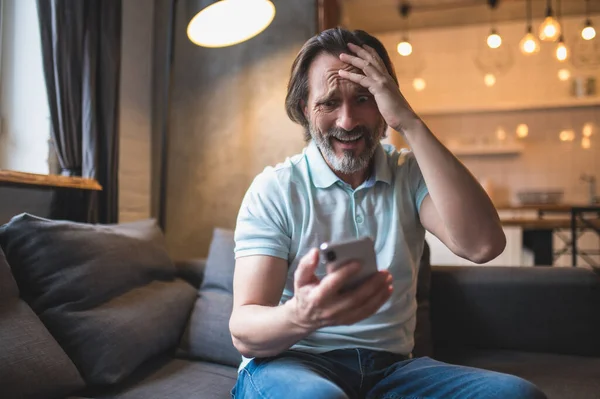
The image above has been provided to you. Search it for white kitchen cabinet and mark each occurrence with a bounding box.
[427,227,527,266]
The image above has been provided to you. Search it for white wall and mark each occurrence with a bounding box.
[0,0,50,174]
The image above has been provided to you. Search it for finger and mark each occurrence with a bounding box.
[294,248,320,288]
[338,69,377,89]
[309,261,362,304]
[340,282,392,325]
[319,270,390,321]
[347,43,385,73]
[339,53,381,76]
[362,44,387,72]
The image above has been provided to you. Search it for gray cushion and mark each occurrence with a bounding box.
[430,265,600,357]
[436,349,600,399]
[80,357,237,399]
[0,246,85,398]
[0,214,198,386]
[178,228,241,367]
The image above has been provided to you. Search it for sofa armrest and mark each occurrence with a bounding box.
[174,258,206,288]
[430,265,600,357]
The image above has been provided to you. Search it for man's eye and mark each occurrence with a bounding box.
[322,100,337,108]
[357,95,370,103]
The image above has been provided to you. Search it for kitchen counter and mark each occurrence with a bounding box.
[495,203,600,266]
[497,203,600,229]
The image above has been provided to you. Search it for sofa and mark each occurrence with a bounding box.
[1,214,599,399]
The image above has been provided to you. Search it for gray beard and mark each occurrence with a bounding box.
[309,121,386,175]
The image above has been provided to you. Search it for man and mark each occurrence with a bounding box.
[230,28,546,399]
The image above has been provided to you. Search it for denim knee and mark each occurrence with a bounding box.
[493,374,547,399]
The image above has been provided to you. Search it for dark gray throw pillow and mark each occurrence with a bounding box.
[0,246,85,398]
[178,228,242,367]
[0,214,197,386]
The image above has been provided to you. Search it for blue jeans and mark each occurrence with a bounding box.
[231,349,547,399]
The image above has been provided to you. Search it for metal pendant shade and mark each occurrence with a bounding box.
[186,0,276,48]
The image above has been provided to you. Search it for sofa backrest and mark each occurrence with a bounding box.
[430,265,600,357]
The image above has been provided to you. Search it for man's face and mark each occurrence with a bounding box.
[304,52,386,175]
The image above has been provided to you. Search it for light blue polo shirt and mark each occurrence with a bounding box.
[234,140,429,365]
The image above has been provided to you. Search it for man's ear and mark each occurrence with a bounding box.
[301,99,309,120]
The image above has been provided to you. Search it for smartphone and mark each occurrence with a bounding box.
[319,236,378,291]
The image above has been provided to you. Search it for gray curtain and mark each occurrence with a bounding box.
[37,0,121,224]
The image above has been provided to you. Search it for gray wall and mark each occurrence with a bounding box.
[118,0,154,222]
[0,187,52,225]
[162,0,316,259]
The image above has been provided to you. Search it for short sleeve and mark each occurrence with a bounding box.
[405,151,429,213]
[234,169,291,261]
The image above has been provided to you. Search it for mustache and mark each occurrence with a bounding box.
[326,126,370,140]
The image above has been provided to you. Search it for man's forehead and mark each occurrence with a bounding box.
[308,52,364,99]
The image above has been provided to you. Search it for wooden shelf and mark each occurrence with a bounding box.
[501,218,600,230]
[448,143,524,156]
[417,96,600,116]
[0,170,102,191]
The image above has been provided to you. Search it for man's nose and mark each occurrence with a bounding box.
[336,103,359,132]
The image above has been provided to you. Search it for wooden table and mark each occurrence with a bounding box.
[497,203,600,267]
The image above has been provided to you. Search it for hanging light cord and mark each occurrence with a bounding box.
[526,0,532,32]
[545,0,551,18]
[399,3,411,40]
[489,0,498,32]
[585,0,591,24]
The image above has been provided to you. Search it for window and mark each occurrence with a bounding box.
[0,0,53,175]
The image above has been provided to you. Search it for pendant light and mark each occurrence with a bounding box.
[187,0,276,48]
[397,3,413,57]
[520,0,540,54]
[486,0,502,49]
[581,0,596,40]
[555,0,568,61]
[539,0,561,41]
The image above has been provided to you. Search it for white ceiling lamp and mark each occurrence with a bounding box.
[539,0,561,41]
[520,0,540,55]
[187,0,276,48]
[486,0,502,49]
[397,3,413,57]
[484,73,496,86]
[581,0,597,40]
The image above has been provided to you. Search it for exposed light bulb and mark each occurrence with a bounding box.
[397,41,413,56]
[583,123,594,137]
[582,136,591,149]
[496,127,507,141]
[413,78,426,91]
[520,32,540,54]
[582,22,596,40]
[484,74,496,87]
[487,31,502,49]
[516,124,529,138]
[558,69,571,81]
[539,16,561,41]
[559,129,575,142]
[556,41,568,61]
